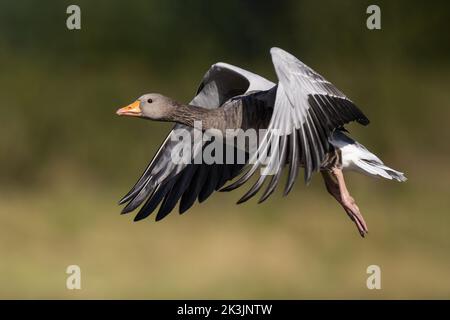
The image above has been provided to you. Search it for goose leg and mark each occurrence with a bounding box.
[321,168,368,237]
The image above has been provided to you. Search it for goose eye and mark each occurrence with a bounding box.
[147,98,153,103]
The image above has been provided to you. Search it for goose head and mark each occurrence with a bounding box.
[116,93,177,121]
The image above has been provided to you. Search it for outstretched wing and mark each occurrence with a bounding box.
[119,63,275,221]
[222,47,369,203]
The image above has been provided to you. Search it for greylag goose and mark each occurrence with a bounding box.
[116,47,406,237]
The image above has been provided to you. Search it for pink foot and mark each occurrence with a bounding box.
[342,196,368,237]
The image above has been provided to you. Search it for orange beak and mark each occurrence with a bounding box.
[116,100,142,117]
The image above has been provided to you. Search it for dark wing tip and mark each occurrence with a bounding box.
[155,208,171,221]
[121,206,133,215]
[236,197,247,205]
[178,204,190,215]
[118,189,139,205]
[357,116,370,126]
[133,212,148,222]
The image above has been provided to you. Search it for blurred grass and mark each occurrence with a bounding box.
[0,0,450,299]
[1,168,449,299]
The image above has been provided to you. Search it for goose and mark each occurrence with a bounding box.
[116,47,406,237]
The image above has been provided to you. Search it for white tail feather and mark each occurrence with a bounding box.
[356,160,407,182]
[331,131,407,182]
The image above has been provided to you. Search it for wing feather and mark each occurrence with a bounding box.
[223,47,369,201]
[119,63,274,220]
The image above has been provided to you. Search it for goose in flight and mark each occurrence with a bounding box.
[116,47,406,237]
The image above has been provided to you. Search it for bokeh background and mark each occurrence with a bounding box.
[1,0,449,299]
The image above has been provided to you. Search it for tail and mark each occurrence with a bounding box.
[331,130,407,182]
[355,159,407,182]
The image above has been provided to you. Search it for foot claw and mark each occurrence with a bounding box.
[345,208,368,237]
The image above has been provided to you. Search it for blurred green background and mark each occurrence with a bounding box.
[1,0,449,299]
